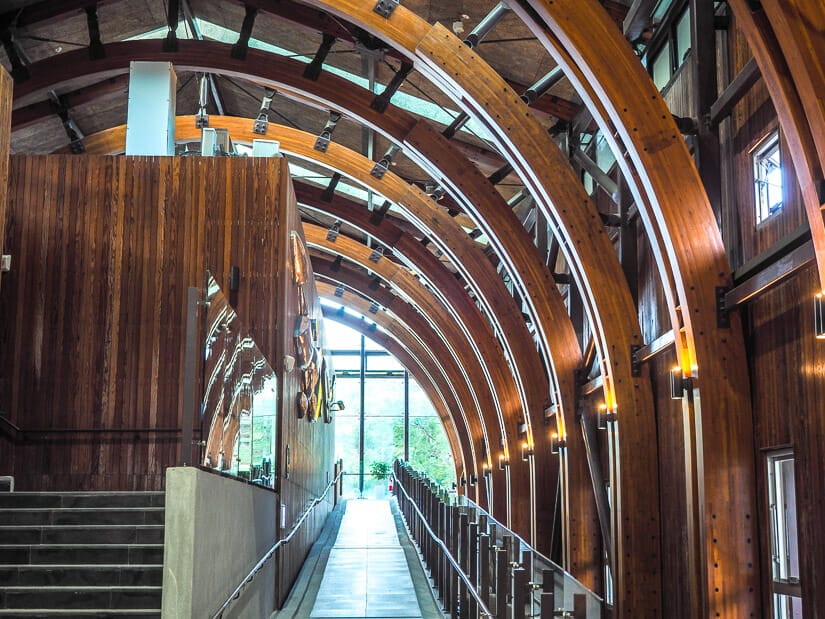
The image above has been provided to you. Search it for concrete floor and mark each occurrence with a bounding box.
[275,499,443,619]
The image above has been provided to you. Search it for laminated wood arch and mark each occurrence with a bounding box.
[512,2,762,614]
[316,286,467,495]
[313,257,498,510]
[303,224,527,526]
[292,1,658,608]
[72,116,555,546]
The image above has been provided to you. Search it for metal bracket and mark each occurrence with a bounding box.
[253,112,269,135]
[370,157,390,179]
[368,246,384,263]
[630,344,642,377]
[314,130,332,152]
[373,0,398,18]
[716,286,731,328]
[1,255,11,272]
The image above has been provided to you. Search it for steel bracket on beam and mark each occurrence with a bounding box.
[326,221,341,243]
[0,28,29,82]
[370,200,392,226]
[231,6,258,60]
[716,286,731,328]
[304,33,336,81]
[321,173,341,203]
[368,246,384,263]
[373,0,399,18]
[314,111,341,152]
[85,5,105,60]
[371,61,413,113]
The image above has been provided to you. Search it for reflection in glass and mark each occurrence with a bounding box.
[201,273,277,488]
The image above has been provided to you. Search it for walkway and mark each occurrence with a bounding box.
[277,499,442,619]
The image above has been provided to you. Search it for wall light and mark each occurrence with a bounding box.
[520,441,533,461]
[482,462,491,479]
[597,403,617,429]
[543,402,557,423]
[816,293,825,339]
[498,454,509,470]
[670,366,685,399]
[550,432,566,455]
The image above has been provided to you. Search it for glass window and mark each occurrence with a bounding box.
[323,319,363,351]
[366,353,404,373]
[767,449,802,618]
[753,130,783,223]
[334,377,361,416]
[651,40,673,90]
[675,8,692,66]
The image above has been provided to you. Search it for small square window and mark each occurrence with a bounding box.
[753,130,783,224]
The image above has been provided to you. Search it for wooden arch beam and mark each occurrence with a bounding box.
[71,115,555,546]
[316,288,467,492]
[313,256,499,510]
[304,224,528,528]
[25,36,602,579]
[513,1,761,615]
[294,1,657,605]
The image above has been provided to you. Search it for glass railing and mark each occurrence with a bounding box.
[199,272,277,488]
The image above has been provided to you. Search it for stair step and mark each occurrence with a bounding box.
[0,508,164,526]
[0,611,159,617]
[0,586,161,610]
[0,493,164,510]
[0,525,164,545]
[0,545,164,566]
[0,565,162,587]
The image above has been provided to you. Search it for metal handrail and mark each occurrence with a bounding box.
[212,469,344,619]
[393,472,496,618]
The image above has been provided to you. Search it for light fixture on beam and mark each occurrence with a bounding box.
[543,402,557,423]
[816,293,825,339]
[368,245,384,263]
[517,422,527,437]
[550,432,566,455]
[498,454,509,470]
[521,441,533,461]
[482,462,491,479]
[597,403,617,429]
[469,474,477,486]
[669,366,696,400]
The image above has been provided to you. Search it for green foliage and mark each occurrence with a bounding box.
[370,461,391,480]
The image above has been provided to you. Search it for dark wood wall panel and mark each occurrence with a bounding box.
[636,220,672,345]
[747,263,825,613]
[0,155,287,491]
[650,348,690,619]
[0,66,11,293]
[274,172,336,607]
[724,18,805,271]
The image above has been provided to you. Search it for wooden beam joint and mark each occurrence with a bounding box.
[84,4,105,60]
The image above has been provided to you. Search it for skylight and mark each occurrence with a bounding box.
[128,18,495,143]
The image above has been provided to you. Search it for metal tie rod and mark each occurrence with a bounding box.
[520,67,564,105]
[464,1,511,49]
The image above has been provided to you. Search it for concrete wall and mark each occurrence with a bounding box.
[161,467,278,618]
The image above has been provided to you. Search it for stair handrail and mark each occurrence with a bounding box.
[392,470,496,618]
[211,468,344,619]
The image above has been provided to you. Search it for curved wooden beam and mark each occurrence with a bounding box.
[304,225,523,522]
[27,41,597,577]
[316,286,467,491]
[293,2,655,601]
[313,257,497,509]
[513,2,763,614]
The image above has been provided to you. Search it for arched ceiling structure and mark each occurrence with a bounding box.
[5,0,821,613]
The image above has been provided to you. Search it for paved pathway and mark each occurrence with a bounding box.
[309,500,424,619]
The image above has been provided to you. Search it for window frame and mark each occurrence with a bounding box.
[766,448,802,618]
[751,129,784,225]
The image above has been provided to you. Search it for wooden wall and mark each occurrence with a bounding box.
[0,67,9,293]
[747,263,825,614]
[273,169,336,607]
[0,155,284,490]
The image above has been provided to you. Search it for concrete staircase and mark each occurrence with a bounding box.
[0,491,165,617]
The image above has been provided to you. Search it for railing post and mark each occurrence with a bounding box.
[540,569,555,619]
[495,545,508,619]
[440,494,450,610]
[573,593,587,619]
[479,531,491,611]
[469,516,479,619]
[458,511,470,618]
[512,566,527,619]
